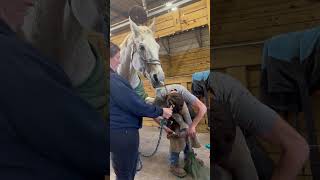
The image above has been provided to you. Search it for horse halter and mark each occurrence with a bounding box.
[131,41,161,65]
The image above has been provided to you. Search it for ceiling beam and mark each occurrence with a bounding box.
[110,5,128,18]
[111,15,124,22]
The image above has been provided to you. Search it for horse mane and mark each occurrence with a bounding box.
[119,26,154,49]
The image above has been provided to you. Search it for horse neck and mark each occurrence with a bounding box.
[118,41,140,89]
[22,0,96,86]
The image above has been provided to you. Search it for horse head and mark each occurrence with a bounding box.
[126,17,165,88]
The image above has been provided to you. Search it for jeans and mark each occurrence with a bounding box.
[110,128,139,180]
[169,145,190,165]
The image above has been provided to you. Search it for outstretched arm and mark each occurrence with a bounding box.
[259,117,309,180]
[188,99,207,136]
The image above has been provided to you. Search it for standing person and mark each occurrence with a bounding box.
[192,70,309,180]
[0,1,108,180]
[110,42,173,180]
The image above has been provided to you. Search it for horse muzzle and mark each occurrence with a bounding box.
[150,73,164,88]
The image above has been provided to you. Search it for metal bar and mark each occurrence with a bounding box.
[142,0,148,11]
[111,21,130,31]
[195,28,202,47]
[111,19,129,27]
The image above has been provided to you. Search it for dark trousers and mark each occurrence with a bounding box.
[110,128,139,180]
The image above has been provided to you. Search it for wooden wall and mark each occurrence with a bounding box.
[159,27,209,55]
[111,0,209,46]
[212,0,320,179]
[213,0,320,46]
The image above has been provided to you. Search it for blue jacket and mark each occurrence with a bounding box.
[110,70,163,129]
[0,19,107,180]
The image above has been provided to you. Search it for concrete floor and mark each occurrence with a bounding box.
[110,126,210,180]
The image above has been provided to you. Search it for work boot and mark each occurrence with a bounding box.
[170,164,187,178]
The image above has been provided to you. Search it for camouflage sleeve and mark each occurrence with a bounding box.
[133,79,149,100]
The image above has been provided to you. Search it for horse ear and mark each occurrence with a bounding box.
[149,18,156,33]
[129,17,140,37]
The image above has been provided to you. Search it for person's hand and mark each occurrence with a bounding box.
[187,125,196,138]
[162,107,172,119]
[164,127,174,134]
[165,127,177,139]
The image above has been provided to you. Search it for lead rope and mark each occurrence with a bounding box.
[136,118,167,172]
[136,86,169,172]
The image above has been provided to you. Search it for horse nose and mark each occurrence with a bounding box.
[153,74,159,82]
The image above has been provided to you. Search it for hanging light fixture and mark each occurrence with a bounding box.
[171,6,177,11]
[165,1,173,7]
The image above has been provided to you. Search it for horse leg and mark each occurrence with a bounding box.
[172,113,189,130]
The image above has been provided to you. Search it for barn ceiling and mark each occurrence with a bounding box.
[110,0,162,25]
[110,0,199,26]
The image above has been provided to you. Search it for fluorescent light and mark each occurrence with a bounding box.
[166,2,173,7]
[171,6,177,11]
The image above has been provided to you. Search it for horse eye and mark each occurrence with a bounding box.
[139,45,145,51]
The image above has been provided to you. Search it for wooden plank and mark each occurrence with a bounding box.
[169,55,209,64]
[247,67,262,88]
[171,47,209,57]
[214,0,315,23]
[206,0,210,30]
[169,30,209,50]
[214,0,300,12]
[154,7,181,38]
[213,20,320,45]
[213,6,320,34]
[167,27,208,43]
[169,53,210,61]
[110,32,129,46]
[226,66,248,87]
[170,44,200,54]
[170,35,209,50]
[213,45,262,68]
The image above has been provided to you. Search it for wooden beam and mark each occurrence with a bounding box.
[110,5,128,18]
